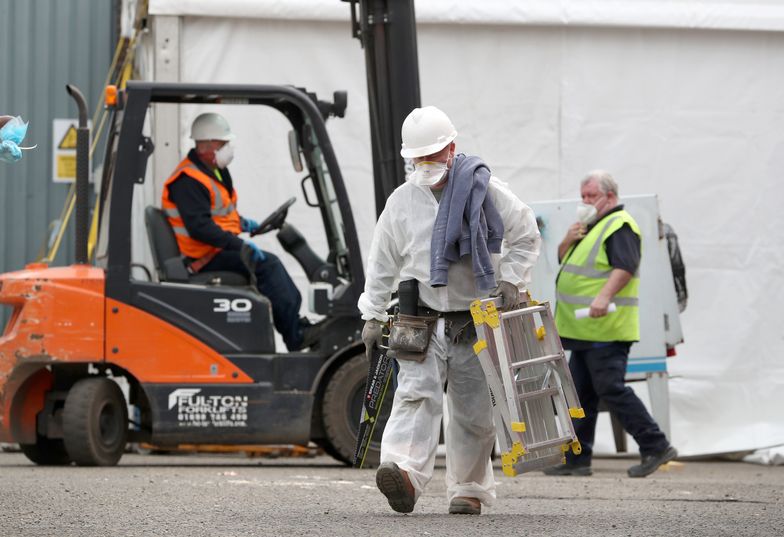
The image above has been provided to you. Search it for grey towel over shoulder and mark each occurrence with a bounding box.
[430,153,504,291]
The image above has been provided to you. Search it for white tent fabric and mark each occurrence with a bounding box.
[141,0,784,457]
[150,0,784,31]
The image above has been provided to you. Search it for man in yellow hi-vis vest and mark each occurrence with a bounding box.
[546,170,677,478]
[162,113,315,351]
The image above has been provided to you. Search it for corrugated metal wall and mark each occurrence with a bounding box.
[0,0,113,280]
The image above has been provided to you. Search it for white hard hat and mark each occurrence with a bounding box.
[400,106,457,159]
[190,112,236,141]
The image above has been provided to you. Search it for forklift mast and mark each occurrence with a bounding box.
[345,0,421,217]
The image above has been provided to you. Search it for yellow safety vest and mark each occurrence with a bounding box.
[555,209,641,342]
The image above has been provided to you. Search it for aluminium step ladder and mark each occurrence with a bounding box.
[470,294,584,476]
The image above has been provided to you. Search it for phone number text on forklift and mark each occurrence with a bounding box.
[169,389,249,427]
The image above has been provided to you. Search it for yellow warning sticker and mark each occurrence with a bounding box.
[56,154,76,178]
[57,124,78,149]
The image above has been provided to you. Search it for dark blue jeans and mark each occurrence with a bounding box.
[566,342,670,467]
[201,249,303,350]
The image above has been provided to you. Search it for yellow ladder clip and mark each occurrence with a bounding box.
[485,302,500,328]
[511,421,526,433]
[501,451,518,477]
[536,326,546,340]
[470,300,485,326]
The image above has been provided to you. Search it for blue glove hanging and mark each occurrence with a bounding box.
[0,116,36,163]
[240,216,261,234]
[242,238,267,263]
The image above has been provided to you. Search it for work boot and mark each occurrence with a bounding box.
[628,446,678,478]
[296,316,344,350]
[299,321,321,350]
[293,318,325,350]
[376,462,416,513]
[449,497,481,515]
[542,463,593,476]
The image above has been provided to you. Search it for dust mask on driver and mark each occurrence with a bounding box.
[214,142,234,168]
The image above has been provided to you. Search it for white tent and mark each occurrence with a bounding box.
[140,0,784,457]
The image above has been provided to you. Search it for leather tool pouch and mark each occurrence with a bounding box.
[387,313,437,362]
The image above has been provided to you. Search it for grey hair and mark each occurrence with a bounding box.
[581,169,618,196]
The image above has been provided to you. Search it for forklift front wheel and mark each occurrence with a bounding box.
[63,378,128,466]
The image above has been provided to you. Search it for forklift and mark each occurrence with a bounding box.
[0,82,391,466]
[0,0,420,467]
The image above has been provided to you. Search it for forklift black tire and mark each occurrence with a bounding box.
[62,378,128,466]
[20,435,72,466]
[321,352,393,468]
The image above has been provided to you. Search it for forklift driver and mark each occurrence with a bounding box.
[161,112,318,351]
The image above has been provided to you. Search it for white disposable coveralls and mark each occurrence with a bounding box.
[358,177,541,506]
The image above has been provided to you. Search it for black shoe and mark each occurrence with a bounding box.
[627,446,678,478]
[289,318,326,351]
[542,464,592,476]
[299,321,321,350]
[298,315,348,350]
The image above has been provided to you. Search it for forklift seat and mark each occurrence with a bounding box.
[144,206,249,286]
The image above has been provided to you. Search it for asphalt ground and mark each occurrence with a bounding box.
[0,452,781,537]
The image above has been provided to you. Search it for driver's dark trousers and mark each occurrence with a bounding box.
[201,249,304,350]
[565,342,670,467]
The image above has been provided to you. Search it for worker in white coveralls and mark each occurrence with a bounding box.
[358,106,541,515]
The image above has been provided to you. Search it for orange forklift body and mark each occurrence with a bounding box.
[0,265,103,443]
[0,264,256,444]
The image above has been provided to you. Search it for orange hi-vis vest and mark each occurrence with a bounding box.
[161,157,241,260]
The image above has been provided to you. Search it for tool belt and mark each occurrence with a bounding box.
[388,313,437,362]
[418,307,476,345]
[388,307,475,363]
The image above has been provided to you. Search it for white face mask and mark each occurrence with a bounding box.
[214,142,234,168]
[576,203,598,225]
[412,159,448,186]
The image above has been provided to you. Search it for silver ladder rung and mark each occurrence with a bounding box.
[510,353,563,369]
[526,435,574,452]
[500,304,548,320]
[516,453,565,473]
[515,386,561,400]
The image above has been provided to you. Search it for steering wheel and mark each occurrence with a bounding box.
[251,197,297,236]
